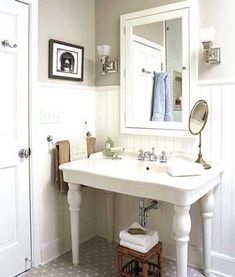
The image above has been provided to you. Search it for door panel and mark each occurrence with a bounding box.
[132,41,163,122]
[0,1,31,276]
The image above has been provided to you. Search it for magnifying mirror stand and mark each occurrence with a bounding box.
[195,133,211,170]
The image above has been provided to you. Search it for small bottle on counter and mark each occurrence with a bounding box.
[103,137,114,157]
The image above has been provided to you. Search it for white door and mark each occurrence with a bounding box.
[0,1,31,276]
[132,38,163,122]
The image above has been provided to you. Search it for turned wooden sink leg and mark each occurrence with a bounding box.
[200,189,215,277]
[173,205,191,277]
[67,183,81,266]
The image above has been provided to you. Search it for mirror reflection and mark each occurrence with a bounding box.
[131,18,183,123]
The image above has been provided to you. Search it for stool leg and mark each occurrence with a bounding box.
[117,253,123,276]
[142,262,149,277]
[158,250,163,277]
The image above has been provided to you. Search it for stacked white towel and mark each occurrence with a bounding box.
[167,159,204,177]
[119,222,159,253]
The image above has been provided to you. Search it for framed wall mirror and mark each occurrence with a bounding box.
[120,1,197,136]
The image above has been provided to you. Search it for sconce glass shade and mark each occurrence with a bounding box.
[97,44,111,57]
[200,27,216,43]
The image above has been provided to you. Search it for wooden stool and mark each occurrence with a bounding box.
[117,242,162,277]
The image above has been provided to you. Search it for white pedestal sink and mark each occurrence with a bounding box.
[60,152,222,277]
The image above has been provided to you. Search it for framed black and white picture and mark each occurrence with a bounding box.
[49,39,84,81]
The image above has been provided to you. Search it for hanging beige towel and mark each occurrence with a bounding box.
[54,140,70,193]
[86,137,96,157]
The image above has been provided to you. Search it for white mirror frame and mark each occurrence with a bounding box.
[120,0,198,137]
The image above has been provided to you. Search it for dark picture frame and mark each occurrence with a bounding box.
[48,39,84,81]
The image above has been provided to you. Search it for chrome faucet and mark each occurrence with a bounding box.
[144,147,157,161]
[138,147,157,161]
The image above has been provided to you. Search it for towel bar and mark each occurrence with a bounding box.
[47,135,58,146]
[47,132,92,146]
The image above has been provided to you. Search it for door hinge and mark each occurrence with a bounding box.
[161,63,163,71]
[124,27,126,35]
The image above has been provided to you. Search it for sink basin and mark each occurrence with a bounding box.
[59,152,221,205]
[87,156,168,175]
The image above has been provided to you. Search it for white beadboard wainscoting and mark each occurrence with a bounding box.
[37,83,96,265]
[95,83,235,277]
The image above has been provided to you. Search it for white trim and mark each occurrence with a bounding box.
[38,82,95,91]
[210,251,235,277]
[210,271,233,277]
[95,85,120,91]
[21,0,40,268]
[40,221,96,266]
[120,0,198,137]
[40,234,72,266]
[160,238,203,270]
[198,79,235,86]
[120,1,191,20]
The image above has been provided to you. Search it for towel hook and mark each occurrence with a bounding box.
[2,40,17,48]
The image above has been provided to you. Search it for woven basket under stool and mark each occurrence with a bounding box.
[117,241,162,277]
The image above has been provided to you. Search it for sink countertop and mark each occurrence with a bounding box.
[60,152,223,206]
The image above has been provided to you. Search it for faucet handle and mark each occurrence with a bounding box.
[137,149,144,160]
[160,151,167,163]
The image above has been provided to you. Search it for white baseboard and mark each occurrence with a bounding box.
[40,233,72,266]
[210,271,233,277]
[161,238,203,269]
[210,251,235,277]
[40,219,96,265]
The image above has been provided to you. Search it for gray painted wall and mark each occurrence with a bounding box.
[133,22,164,45]
[95,0,182,86]
[38,0,95,86]
[95,0,235,85]
[38,0,235,85]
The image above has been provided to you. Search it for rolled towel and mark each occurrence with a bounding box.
[120,238,159,253]
[167,159,204,177]
[119,222,159,247]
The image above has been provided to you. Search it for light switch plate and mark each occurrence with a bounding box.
[40,110,61,124]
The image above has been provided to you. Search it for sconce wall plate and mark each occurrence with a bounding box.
[105,60,118,74]
[202,41,221,65]
[100,57,118,75]
[97,44,118,75]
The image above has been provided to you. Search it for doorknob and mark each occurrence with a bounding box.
[18,148,31,158]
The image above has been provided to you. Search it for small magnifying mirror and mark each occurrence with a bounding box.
[189,100,211,170]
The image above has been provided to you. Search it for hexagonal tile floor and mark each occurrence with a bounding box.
[22,237,204,277]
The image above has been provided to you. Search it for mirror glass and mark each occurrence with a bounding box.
[132,18,182,123]
[189,100,208,135]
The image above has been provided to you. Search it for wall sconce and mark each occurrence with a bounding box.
[200,27,221,65]
[97,44,118,74]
